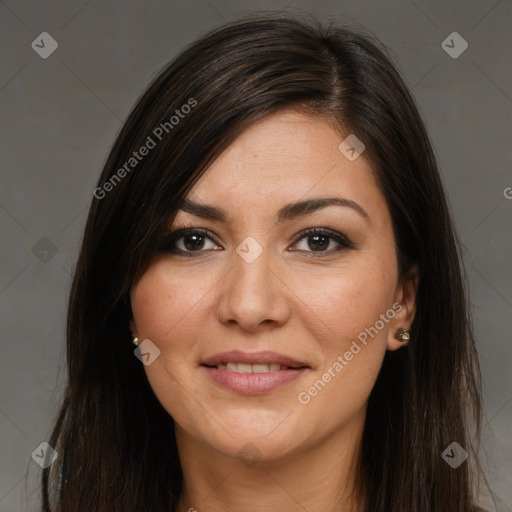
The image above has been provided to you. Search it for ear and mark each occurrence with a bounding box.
[127,291,138,338]
[387,264,419,351]
[129,319,138,339]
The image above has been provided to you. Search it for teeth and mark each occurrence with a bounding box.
[253,364,271,373]
[237,363,252,373]
[216,362,286,372]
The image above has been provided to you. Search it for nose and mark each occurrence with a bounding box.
[215,245,291,333]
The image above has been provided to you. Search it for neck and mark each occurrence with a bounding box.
[174,408,367,512]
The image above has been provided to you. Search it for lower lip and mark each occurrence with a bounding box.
[201,366,307,394]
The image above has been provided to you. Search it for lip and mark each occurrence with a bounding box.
[200,350,309,395]
[202,366,307,394]
[201,350,308,369]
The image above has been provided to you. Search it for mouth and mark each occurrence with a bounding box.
[201,349,309,371]
[200,350,309,394]
[204,362,301,372]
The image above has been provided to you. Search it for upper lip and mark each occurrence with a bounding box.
[201,350,309,368]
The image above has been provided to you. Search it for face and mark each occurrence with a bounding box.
[130,110,416,463]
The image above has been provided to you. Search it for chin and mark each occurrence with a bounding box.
[186,409,305,462]
[211,433,298,466]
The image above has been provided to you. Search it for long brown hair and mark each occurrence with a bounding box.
[42,13,490,511]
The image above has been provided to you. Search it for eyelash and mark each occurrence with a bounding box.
[159,226,355,258]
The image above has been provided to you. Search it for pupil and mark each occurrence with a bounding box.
[185,234,204,251]
[309,235,328,251]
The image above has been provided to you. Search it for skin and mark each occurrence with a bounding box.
[130,110,418,512]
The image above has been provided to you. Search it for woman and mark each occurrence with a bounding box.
[42,13,491,512]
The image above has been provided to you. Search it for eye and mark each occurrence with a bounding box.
[160,226,355,258]
[160,228,220,256]
[290,227,355,256]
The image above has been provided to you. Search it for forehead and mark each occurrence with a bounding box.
[182,110,387,225]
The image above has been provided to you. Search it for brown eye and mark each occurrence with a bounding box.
[291,228,355,256]
[181,233,208,251]
[305,234,330,251]
[160,228,221,256]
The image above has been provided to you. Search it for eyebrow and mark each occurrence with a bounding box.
[177,196,370,224]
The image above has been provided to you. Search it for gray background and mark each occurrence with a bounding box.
[0,1,510,510]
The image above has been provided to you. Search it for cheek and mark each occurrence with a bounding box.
[130,263,215,391]
[130,267,207,429]
[130,263,213,341]
[291,266,393,433]
[289,256,397,348]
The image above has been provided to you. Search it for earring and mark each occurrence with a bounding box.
[396,328,410,344]
[132,337,139,347]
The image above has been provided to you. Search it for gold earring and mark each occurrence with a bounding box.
[132,337,139,347]
[396,328,410,344]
